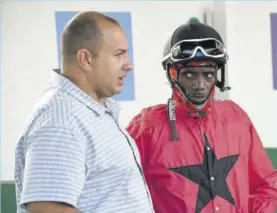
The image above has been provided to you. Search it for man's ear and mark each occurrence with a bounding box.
[76,49,95,74]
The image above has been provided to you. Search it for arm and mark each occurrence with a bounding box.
[248,124,277,213]
[26,202,80,213]
[20,123,86,213]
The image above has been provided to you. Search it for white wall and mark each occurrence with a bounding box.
[224,1,277,148]
[1,1,212,181]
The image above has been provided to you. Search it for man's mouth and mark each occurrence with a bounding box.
[119,76,125,80]
[118,76,125,84]
[192,94,206,98]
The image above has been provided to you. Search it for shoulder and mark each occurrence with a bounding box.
[23,89,81,137]
[214,99,252,124]
[127,104,168,137]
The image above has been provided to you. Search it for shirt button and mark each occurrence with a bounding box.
[207,147,210,151]
[210,176,215,181]
[215,206,219,211]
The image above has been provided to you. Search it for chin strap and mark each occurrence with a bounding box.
[216,65,231,92]
[167,90,210,141]
[167,97,179,141]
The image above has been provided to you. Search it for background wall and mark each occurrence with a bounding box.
[1,1,277,213]
[226,1,277,149]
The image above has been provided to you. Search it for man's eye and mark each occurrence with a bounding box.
[205,73,214,78]
[185,72,193,78]
[115,52,123,58]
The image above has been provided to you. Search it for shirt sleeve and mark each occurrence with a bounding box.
[248,124,277,213]
[20,122,86,209]
[230,100,277,212]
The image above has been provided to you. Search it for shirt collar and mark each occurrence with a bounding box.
[48,71,121,120]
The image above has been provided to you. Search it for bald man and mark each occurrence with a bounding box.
[14,11,154,213]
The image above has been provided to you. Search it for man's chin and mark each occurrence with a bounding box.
[188,97,207,105]
[113,86,123,95]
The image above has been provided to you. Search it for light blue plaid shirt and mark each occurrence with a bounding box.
[14,71,153,213]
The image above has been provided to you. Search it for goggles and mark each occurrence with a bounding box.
[162,38,227,64]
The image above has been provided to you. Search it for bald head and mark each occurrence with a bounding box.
[61,11,120,59]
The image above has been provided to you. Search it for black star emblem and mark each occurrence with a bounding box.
[169,133,239,213]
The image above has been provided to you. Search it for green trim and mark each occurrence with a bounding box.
[2,148,277,213]
[267,148,277,168]
[1,183,16,213]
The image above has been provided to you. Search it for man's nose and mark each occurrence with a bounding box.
[126,63,133,71]
[193,75,205,91]
[124,58,133,72]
